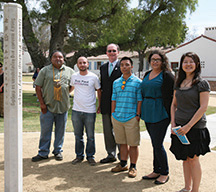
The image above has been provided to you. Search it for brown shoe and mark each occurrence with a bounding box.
[71,158,83,165]
[88,158,96,166]
[111,164,128,172]
[128,168,137,178]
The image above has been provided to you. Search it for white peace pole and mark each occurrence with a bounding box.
[4,3,23,192]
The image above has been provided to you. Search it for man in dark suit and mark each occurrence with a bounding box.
[97,43,122,163]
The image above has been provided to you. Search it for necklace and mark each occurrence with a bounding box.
[149,70,162,80]
[53,66,63,101]
[183,79,192,87]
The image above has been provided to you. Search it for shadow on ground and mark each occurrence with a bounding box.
[22,158,157,192]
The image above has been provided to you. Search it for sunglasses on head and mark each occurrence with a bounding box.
[107,50,117,53]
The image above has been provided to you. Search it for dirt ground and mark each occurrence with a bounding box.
[0,133,216,192]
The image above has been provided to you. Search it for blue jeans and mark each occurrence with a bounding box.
[72,110,96,159]
[38,110,68,157]
[145,118,169,175]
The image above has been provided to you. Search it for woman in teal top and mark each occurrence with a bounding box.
[141,72,168,122]
[140,50,174,184]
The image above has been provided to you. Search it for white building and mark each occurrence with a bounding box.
[166,27,216,90]
[85,51,141,76]
[166,34,216,81]
[22,51,34,73]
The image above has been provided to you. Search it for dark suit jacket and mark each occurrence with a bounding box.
[100,61,122,114]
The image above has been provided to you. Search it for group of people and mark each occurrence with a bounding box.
[31,44,211,192]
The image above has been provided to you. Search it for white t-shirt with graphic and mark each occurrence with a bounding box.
[70,71,101,113]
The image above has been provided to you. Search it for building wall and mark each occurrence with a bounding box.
[208,81,216,91]
[23,51,33,73]
[166,37,216,81]
[86,57,141,77]
[204,27,216,40]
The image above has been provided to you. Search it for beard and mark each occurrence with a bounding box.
[79,67,87,71]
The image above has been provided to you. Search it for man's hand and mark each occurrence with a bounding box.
[40,103,47,114]
[97,106,101,114]
[135,116,140,122]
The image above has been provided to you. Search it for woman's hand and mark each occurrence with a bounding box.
[177,124,191,136]
[171,122,176,135]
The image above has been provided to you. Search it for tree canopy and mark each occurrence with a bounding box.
[0,0,198,69]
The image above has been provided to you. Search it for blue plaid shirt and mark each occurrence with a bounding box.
[112,74,142,122]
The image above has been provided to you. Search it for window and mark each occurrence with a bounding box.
[200,61,205,68]
[88,62,91,70]
[94,62,97,70]
[97,62,102,70]
[90,61,104,70]
[171,62,178,70]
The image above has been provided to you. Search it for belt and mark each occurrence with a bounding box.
[144,96,162,100]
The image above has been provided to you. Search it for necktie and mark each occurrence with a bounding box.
[109,63,113,76]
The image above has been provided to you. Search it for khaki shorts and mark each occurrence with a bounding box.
[112,117,140,146]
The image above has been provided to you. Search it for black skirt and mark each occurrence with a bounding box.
[170,127,211,160]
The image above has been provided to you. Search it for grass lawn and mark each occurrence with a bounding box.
[22,75,33,82]
[212,146,216,151]
[206,106,216,115]
[0,91,146,133]
[0,91,216,133]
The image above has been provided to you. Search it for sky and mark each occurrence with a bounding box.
[184,0,216,35]
[0,0,216,36]
[129,0,216,36]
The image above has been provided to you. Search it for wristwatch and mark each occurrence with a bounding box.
[136,114,141,117]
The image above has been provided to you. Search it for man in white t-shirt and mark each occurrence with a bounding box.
[70,56,101,166]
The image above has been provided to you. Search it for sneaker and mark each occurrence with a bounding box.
[72,158,83,165]
[32,155,48,162]
[54,153,63,161]
[111,164,128,172]
[88,158,96,166]
[128,168,137,178]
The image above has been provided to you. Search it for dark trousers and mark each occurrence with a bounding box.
[145,118,169,175]
[102,114,117,158]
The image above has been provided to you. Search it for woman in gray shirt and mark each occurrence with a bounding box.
[170,52,210,192]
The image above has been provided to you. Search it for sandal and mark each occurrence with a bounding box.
[177,188,191,192]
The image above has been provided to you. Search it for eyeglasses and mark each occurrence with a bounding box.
[151,58,162,63]
[107,50,117,53]
[121,80,126,90]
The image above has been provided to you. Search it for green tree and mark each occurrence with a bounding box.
[126,0,197,72]
[1,0,130,68]
[64,0,198,71]
[0,0,198,70]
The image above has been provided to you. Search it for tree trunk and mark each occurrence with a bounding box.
[49,10,69,58]
[20,0,47,68]
[138,50,144,72]
[137,46,148,78]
